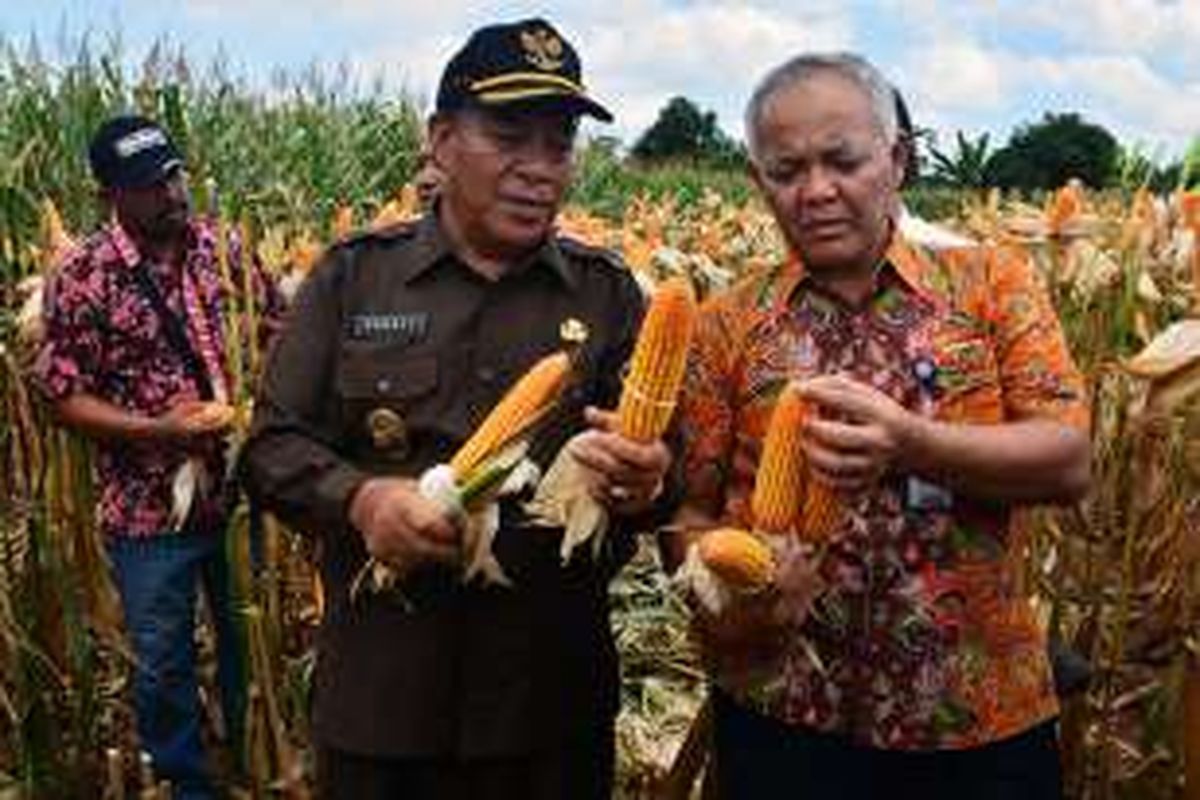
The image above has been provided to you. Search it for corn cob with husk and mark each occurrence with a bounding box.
[673,384,837,787]
[40,198,75,265]
[357,351,573,595]
[697,527,774,591]
[288,230,323,276]
[370,184,424,230]
[750,384,808,535]
[332,205,355,240]
[682,382,840,613]
[616,277,697,440]
[528,279,697,563]
[450,351,572,478]
[1125,319,1200,413]
[16,200,77,345]
[754,383,842,543]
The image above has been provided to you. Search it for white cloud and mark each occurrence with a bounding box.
[875,1,1197,157]
[580,3,852,139]
[12,0,1197,157]
[346,1,854,142]
[1005,0,1200,65]
[904,38,1006,113]
[1014,54,1200,151]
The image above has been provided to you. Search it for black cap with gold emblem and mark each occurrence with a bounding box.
[436,18,613,122]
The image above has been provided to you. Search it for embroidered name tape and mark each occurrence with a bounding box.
[347,312,430,343]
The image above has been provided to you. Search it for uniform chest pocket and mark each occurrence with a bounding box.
[338,348,438,400]
[337,346,439,456]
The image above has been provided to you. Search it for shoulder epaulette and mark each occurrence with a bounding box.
[557,235,628,271]
[328,220,420,251]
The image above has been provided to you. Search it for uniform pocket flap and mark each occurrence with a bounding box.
[338,350,438,400]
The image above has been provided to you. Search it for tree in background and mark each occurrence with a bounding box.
[1113,143,1195,194]
[985,112,1119,191]
[927,131,993,189]
[1183,137,1200,190]
[632,96,744,167]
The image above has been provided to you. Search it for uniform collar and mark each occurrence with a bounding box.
[404,209,580,291]
[773,223,939,313]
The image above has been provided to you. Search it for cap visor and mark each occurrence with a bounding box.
[111,155,184,189]
[476,87,613,122]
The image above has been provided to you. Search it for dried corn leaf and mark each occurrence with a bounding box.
[1126,319,1200,378]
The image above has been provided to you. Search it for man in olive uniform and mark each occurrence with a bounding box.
[242,19,671,799]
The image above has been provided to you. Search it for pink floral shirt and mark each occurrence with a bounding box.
[35,219,283,538]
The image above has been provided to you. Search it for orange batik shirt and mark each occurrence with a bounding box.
[680,232,1089,750]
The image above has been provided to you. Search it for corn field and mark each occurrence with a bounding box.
[3,35,1200,800]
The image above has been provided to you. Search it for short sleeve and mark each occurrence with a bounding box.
[987,247,1089,430]
[33,252,107,402]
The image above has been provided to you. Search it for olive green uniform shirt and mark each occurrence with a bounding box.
[243,212,653,758]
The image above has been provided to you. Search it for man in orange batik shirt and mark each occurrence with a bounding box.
[666,53,1089,800]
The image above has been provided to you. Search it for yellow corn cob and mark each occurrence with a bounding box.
[750,383,842,542]
[698,527,774,591]
[370,199,406,229]
[41,198,75,267]
[332,205,354,239]
[801,470,841,545]
[181,401,236,433]
[1181,191,1200,230]
[750,385,808,535]
[289,231,323,275]
[1046,180,1084,237]
[449,351,572,480]
[616,277,697,440]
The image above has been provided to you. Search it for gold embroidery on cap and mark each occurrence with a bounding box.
[521,28,564,72]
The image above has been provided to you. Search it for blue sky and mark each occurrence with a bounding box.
[4,0,1198,160]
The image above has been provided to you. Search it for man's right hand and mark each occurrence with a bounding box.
[348,477,461,574]
[155,400,235,438]
[693,542,824,655]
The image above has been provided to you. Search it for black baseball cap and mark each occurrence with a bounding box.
[436,18,613,122]
[88,115,184,189]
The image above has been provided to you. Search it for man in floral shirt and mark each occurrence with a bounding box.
[35,115,282,799]
[668,55,1090,798]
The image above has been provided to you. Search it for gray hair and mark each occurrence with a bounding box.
[744,53,899,161]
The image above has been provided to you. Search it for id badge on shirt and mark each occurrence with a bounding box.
[905,475,954,512]
[905,355,953,511]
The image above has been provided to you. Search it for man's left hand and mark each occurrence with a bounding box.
[794,374,916,492]
[568,406,671,515]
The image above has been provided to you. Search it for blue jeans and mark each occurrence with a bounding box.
[107,529,245,800]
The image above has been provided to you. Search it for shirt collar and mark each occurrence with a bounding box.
[403,209,580,291]
[773,224,940,313]
[102,217,205,270]
[105,219,145,269]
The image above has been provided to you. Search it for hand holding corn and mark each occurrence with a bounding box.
[793,374,909,491]
[354,350,573,595]
[349,477,460,576]
[527,277,694,562]
[158,399,236,437]
[568,406,671,515]
[677,383,841,615]
[683,527,825,650]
